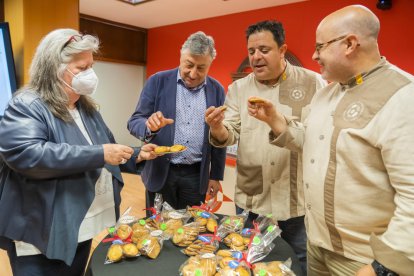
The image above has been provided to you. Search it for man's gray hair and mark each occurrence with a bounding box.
[27,28,99,121]
[180,31,217,59]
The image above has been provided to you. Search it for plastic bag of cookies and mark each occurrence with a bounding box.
[159,201,191,238]
[188,200,219,233]
[172,221,200,247]
[142,193,164,231]
[162,201,191,222]
[252,259,296,276]
[216,249,252,275]
[179,253,218,276]
[223,232,249,251]
[217,210,249,239]
[183,229,221,256]
[130,219,151,244]
[136,230,164,259]
[215,257,251,276]
[104,240,140,264]
[106,206,139,242]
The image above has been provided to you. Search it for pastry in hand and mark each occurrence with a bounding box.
[248,96,265,104]
[218,105,228,112]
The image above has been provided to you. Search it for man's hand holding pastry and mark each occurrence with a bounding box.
[247,96,287,135]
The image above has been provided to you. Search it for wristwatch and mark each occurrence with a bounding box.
[371,260,399,276]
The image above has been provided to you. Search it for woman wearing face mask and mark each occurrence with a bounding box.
[0,29,158,275]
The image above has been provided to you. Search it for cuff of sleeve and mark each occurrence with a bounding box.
[370,233,414,275]
[208,125,232,148]
[144,127,158,142]
[268,115,299,147]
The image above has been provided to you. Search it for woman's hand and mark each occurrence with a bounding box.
[137,143,158,163]
[103,144,134,165]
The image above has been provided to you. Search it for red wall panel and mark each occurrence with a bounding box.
[147,0,414,90]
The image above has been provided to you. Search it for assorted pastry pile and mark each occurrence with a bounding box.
[103,194,295,275]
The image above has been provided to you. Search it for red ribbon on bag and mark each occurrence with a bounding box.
[198,226,221,244]
[102,232,132,243]
[192,198,219,213]
[143,207,161,221]
[237,251,254,269]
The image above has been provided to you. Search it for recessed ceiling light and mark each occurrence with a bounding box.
[118,0,155,6]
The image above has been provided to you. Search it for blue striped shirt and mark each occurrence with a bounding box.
[171,71,206,164]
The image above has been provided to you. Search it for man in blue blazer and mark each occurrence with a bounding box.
[128,31,226,211]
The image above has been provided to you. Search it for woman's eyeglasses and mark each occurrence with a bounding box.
[62,34,84,50]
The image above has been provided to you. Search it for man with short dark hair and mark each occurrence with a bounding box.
[205,20,326,274]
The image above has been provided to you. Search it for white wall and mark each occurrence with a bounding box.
[92,61,145,147]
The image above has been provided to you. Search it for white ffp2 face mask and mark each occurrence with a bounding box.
[65,68,99,95]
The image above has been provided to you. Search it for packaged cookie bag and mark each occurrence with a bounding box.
[179,253,218,276]
[172,221,200,247]
[187,198,219,233]
[252,259,295,276]
[160,201,191,238]
[217,210,249,239]
[143,193,164,231]
[137,229,164,259]
[104,240,140,264]
[182,227,221,256]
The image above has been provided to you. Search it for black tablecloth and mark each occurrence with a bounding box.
[88,234,303,275]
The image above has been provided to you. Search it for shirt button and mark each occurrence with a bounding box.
[271,179,275,184]
[319,135,324,140]
[307,203,311,210]
[305,183,309,189]
[310,159,315,164]
[271,162,275,166]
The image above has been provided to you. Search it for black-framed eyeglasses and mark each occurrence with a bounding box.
[62,34,84,50]
[314,35,347,54]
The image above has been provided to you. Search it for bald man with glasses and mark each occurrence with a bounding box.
[249,5,414,276]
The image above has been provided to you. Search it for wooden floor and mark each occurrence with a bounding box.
[0,173,146,276]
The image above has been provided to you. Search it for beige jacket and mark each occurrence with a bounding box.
[210,61,326,220]
[272,59,414,275]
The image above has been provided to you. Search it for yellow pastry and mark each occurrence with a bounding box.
[107,244,123,262]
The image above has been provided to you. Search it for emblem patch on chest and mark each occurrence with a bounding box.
[290,89,305,101]
[343,101,364,122]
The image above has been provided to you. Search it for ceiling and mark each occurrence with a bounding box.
[80,0,308,29]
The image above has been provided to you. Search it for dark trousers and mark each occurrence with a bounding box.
[4,238,92,276]
[146,162,206,215]
[236,206,307,276]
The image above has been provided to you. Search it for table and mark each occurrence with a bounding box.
[88,235,303,275]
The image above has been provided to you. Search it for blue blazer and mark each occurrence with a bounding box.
[128,68,226,194]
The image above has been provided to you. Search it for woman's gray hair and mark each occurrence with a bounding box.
[28,28,100,121]
[180,31,217,60]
